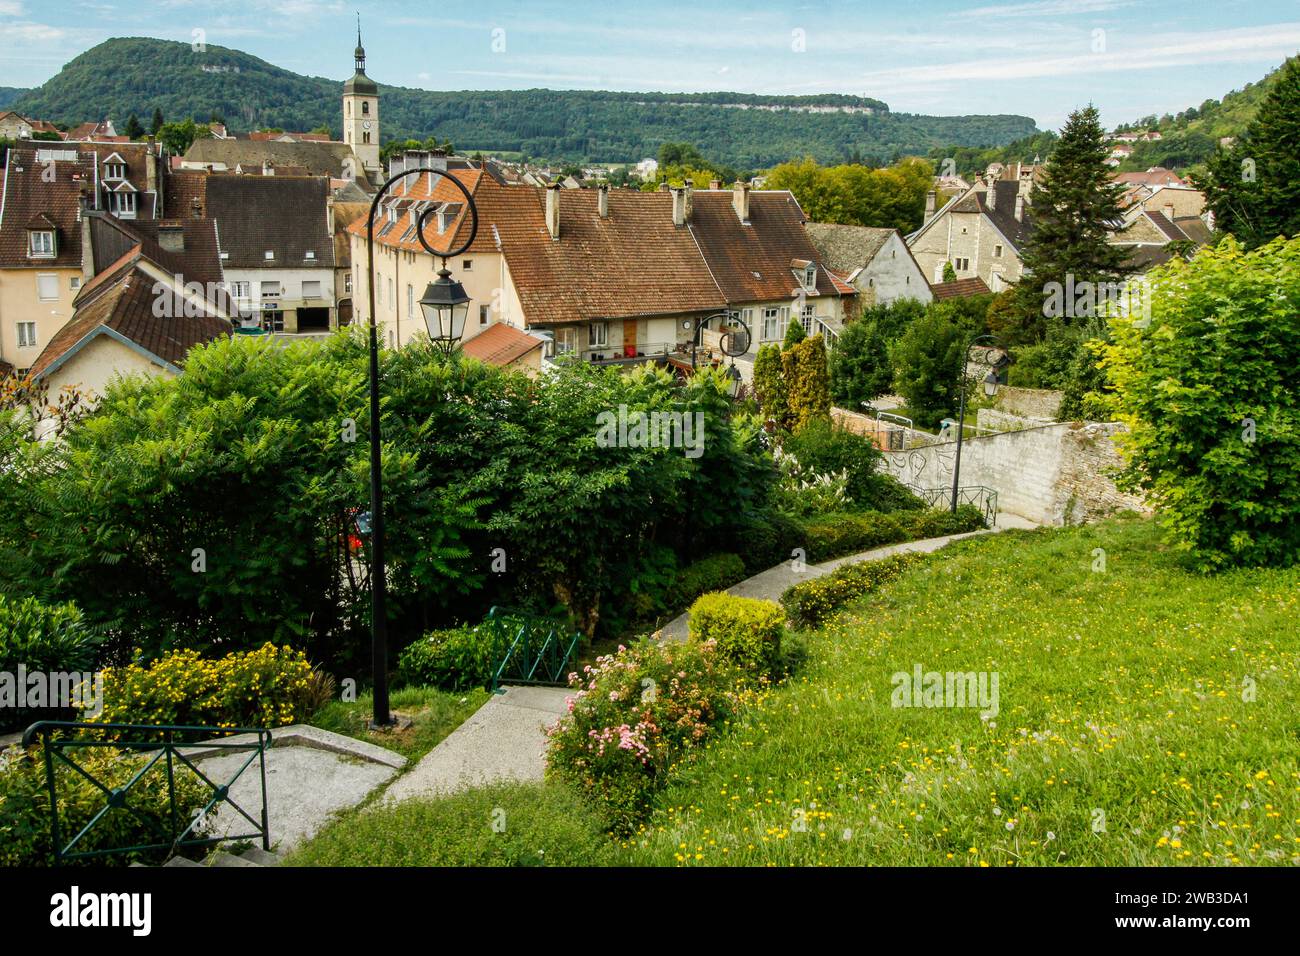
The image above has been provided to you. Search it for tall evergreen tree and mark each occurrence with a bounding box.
[1012,105,1131,342]
[1195,56,1300,249]
[150,108,164,136]
[123,114,143,139]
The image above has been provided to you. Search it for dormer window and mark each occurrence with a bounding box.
[805,264,817,289]
[264,250,275,260]
[105,162,125,180]
[28,230,55,258]
[305,250,316,261]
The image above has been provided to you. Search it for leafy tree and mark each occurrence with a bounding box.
[157,118,210,156]
[829,318,893,408]
[1103,236,1300,569]
[942,261,957,283]
[753,343,788,428]
[123,113,143,139]
[1012,105,1131,343]
[782,318,807,349]
[1195,56,1300,248]
[765,156,935,232]
[782,335,831,431]
[891,308,966,429]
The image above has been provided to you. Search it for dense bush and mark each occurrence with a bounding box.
[0,334,775,666]
[781,553,923,629]
[675,554,747,607]
[782,335,832,431]
[687,593,786,676]
[753,343,789,428]
[733,512,805,574]
[397,626,496,691]
[0,595,100,731]
[1,743,211,866]
[778,417,919,512]
[545,638,744,832]
[92,644,314,730]
[1104,236,1300,569]
[798,504,987,563]
[829,318,893,409]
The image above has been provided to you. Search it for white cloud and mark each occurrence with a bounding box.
[966,0,1132,17]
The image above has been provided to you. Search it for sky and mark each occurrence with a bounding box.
[0,0,1297,130]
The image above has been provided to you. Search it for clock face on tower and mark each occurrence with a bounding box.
[362,121,372,130]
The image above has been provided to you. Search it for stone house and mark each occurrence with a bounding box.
[804,223,933,309]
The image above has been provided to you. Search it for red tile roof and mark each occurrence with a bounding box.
[0,148,92,269]
[461,322,545,367]
[31,261,230,379]
[930,276,991,300]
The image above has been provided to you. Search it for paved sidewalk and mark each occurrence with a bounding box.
[655,511,1039,641]
[382,685,571,804]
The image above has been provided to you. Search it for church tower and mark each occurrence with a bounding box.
[342,18,380,177]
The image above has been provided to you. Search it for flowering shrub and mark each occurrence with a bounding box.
[781,553,923,629]
[545,638,744,832]
[397,625,496,691]
[92,644,314,731]
[687,592,786,676]
[0,743,211,866]
[771,445,852,517]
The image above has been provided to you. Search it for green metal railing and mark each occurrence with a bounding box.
[914,485,1000,526]
[20,721,273,865]
[485,607,582,693]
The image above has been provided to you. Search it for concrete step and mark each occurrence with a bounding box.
[237,847,281,866]
[162,855,203,867]
[207,850,260,867]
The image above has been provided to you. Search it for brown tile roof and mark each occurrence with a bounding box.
[248,131,335,143]
[31,261,230,379]
[203,175,335,270]
[0,148,91,269]
[162,170,209,219]
[461,322,545,367]
[1113,167,1187,188]
[688,191,854,303]
[930,276,991,300]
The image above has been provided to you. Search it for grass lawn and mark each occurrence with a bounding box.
[620,515,1300,865]
[292,516,1300,866]
[309,685,489,764]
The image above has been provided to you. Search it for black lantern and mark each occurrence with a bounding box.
[419,266,470,354]
[982,370,999,398]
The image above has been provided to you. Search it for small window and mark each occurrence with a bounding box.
[230,281,250,299]
[406,283,413,315]
[344,273,353,294]
[387,278,393,308]
[994,245,1003,258]
[555,327,577,355]
[362,101,370,116]
[589,321,608,348]
[36,273,58,301]
[463,259,473,271]
[109,192,136,217]
[479,304,490,326]
[70,276,81,290]
[264,250,275,260]
[363,132,371,145]
[804,265,816,289]
[305,250,316,261]
[303,280,322,299]
[220,252,230,260]
[104,162,126,180]
[29,231,55,258]
[17,322,38,348]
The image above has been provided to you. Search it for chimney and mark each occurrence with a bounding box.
[262,160,274,176]
[671,185,688,227]
[683,179,693,221]
[545,183,560,239]
[709,179,721,190]
[657,181,670,192]
[190,196,203,219]
[732,180,750,224]
[1014,193,1025,222]
[985,173,997,211]
[1163,201,1175,221]
[427,148,448,173]
[924,190,937,224]
[597,182,609,218]
[158,224,185,252]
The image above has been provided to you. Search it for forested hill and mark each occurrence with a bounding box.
[12,37,1038,168]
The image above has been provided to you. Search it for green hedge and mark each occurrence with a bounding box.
[677,553,747,605]
[798,504,986,563]
[687,592,786,677]
[781,553,923,630]
[397,626,496,691]
[735,512,805,573]
[0,595,100,731]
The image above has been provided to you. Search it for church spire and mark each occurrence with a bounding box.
[354,13,366,74]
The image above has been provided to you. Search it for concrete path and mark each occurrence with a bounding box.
[381,685,571,805]
[655,511,1039,641]
[188,724,405,853]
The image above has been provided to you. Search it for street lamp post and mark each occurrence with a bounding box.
[949,333,1007,514]
[364,166,478,727]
